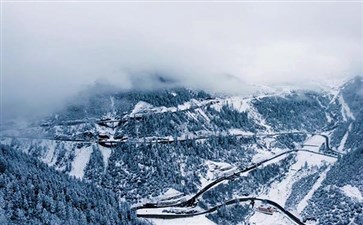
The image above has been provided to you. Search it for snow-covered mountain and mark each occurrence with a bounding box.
[1,77,362,225]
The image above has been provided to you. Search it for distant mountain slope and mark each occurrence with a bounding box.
[299,77,363,225]
[0,145,148,225]
[0,76,362,225]
[301,145,363,224]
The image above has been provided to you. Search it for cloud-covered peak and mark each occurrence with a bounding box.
[2,1,362,120]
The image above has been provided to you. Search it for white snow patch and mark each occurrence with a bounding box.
[206,160,234,171]
[163,188,183,197]
[249,210,294,225]
[263,137,278,149]
[99,145,112,171]
[210,100,223,112]
[302,135,325,151]
[325,112,333,123]
[54,126,64,136]
[225,97,251,113]
[149,188,186,203]
[202,160,236,184]
[337,123,352,152]
[340,185,363,202]
[210,97,252,116]
[228,128,254,136]
[251,148,279,164]
[41,141,57,166]
[0,137,13,147]
[130,101,154,116]
[179,162,187,177]
[110,96,116,115]
[339,95,355,121]
[177,101,192,111]
[69,146,93,179]
[293,151,336,171]
[148,215,216,225]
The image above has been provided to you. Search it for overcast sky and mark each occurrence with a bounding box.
[1,1,362,120]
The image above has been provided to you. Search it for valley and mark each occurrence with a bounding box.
[1,77,362,225]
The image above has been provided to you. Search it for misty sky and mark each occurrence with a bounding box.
[1,1,362,120]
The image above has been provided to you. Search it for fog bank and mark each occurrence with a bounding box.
[2,1,362,120]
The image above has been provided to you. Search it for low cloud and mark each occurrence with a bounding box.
[1,1,362,120]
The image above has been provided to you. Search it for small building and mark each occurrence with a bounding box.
[256,206,274,215]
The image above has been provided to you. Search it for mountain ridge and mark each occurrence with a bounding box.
[0,76,362,225]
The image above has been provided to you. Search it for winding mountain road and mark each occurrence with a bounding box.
[314,134,342,155]
[137,197,305,225]
[1,127,337,225]
[133,148,337,210]
[133,133,340,224]
[0,131,313,146]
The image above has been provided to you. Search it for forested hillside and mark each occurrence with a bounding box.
[0,145,148,225]
[301,145,363,224]
[0,77,362,225]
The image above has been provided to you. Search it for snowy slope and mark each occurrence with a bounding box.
[1,78,362,225]
[149,216,216,225]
